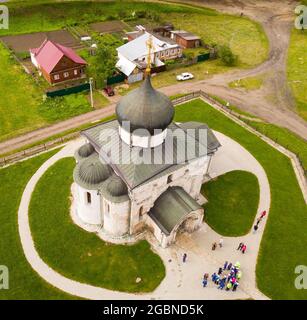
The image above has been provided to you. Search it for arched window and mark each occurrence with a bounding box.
[86,192,91,204]
[139,206,143,217]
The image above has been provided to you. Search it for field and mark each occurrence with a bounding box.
[29,157,165,293]
[0,42,108,142]
[202,170,259,236]
[287,28,307,121]
[1,29,81,53]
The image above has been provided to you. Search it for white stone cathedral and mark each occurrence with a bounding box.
[73,75,220,248]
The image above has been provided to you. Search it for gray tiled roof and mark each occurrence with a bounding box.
[148,186,202,235]
[81,120,220,190]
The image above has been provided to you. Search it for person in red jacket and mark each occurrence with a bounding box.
[242,244,247,254]
[260,210,267,219]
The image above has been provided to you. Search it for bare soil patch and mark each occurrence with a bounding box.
[0,30,81,53]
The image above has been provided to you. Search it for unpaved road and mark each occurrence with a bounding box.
[161,0,307,138]
[0,0,306,155]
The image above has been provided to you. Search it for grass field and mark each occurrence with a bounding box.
[228,75,264,91]
[0,149,77,299]
[29,157,165,293]
[175,99,307,299]
[202,170,259,236]
[287,28,307,121]
[0,43,106,142]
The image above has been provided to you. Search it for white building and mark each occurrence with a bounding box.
[73,75,221,248]
[116,31,182,83]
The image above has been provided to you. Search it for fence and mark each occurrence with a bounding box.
[46,83,90,97]
[107,73,126,85]
[0,132,80,167]
[1,91,306,182]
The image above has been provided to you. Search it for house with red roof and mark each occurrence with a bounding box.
[30,39,87,85]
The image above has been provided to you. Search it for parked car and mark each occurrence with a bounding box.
[176,72,194,81]
[103,86,115,96]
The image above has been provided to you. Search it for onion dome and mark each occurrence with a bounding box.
[75,143,95,161]
[73,156,111,189]
[107,174,128,197]
[116,76,174,134]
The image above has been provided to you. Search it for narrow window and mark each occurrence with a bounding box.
[64,72,69,78]
[54,74,60,80]
[86,192,91,204]
[139,206,143,217]
[167,174,173,184]
[74,69,78,75]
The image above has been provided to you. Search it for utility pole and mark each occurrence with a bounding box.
[89,77,94,109]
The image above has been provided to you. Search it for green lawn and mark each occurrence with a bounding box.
[228,75,264,91]
[245,121,307,172]
[0,149,76,299]
[175,99,307,299]
[29,157,165,293]
[287,28,307,121]
[202,171,259,236]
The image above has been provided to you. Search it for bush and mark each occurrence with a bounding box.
[218,45,238,66]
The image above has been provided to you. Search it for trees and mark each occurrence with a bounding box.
[218,45,238,66]
[87,34,120,88]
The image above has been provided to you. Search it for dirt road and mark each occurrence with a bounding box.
[161,0,307,138]
[0,0,306,155]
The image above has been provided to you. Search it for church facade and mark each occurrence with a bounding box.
[73,76,220,248]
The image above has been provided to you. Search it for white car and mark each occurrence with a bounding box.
[176,72,194,81]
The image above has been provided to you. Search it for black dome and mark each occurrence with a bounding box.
[116,76,174,134]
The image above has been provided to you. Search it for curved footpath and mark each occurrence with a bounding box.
[18,131,270,300]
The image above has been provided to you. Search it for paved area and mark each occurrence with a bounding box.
[18,131,270,300]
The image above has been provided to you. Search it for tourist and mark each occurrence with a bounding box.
[183,253,187,263]
[234,261,241,269]
[256,218,261,225]
[234,267,239,276]
[204,273,209,280]
[227,262,233,270]
[219,237,224,248]
[226,282,232,291]
[212,242,217,251]
[237,271,242,280]
[215,275,220,284]
[223,261,228,270]
[227,273,232,282]
[211,272,217,282]
[232,281,239,291]
[242,245,247,254]
[253,225,258,233]
[218,280,225,290]
[237,242,244,250]
[202,279,208,288]
[218,267,223,275]
[260,210,267,219]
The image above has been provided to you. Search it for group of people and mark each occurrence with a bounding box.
[237,242,247,254]
[202,261,242,292]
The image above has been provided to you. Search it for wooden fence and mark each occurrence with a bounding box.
[0,92,306,179]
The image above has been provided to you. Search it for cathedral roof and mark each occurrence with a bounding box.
[74,143,95,161]
[116,76,174,134]
[73,155,112,189]
[81,120,221,189]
